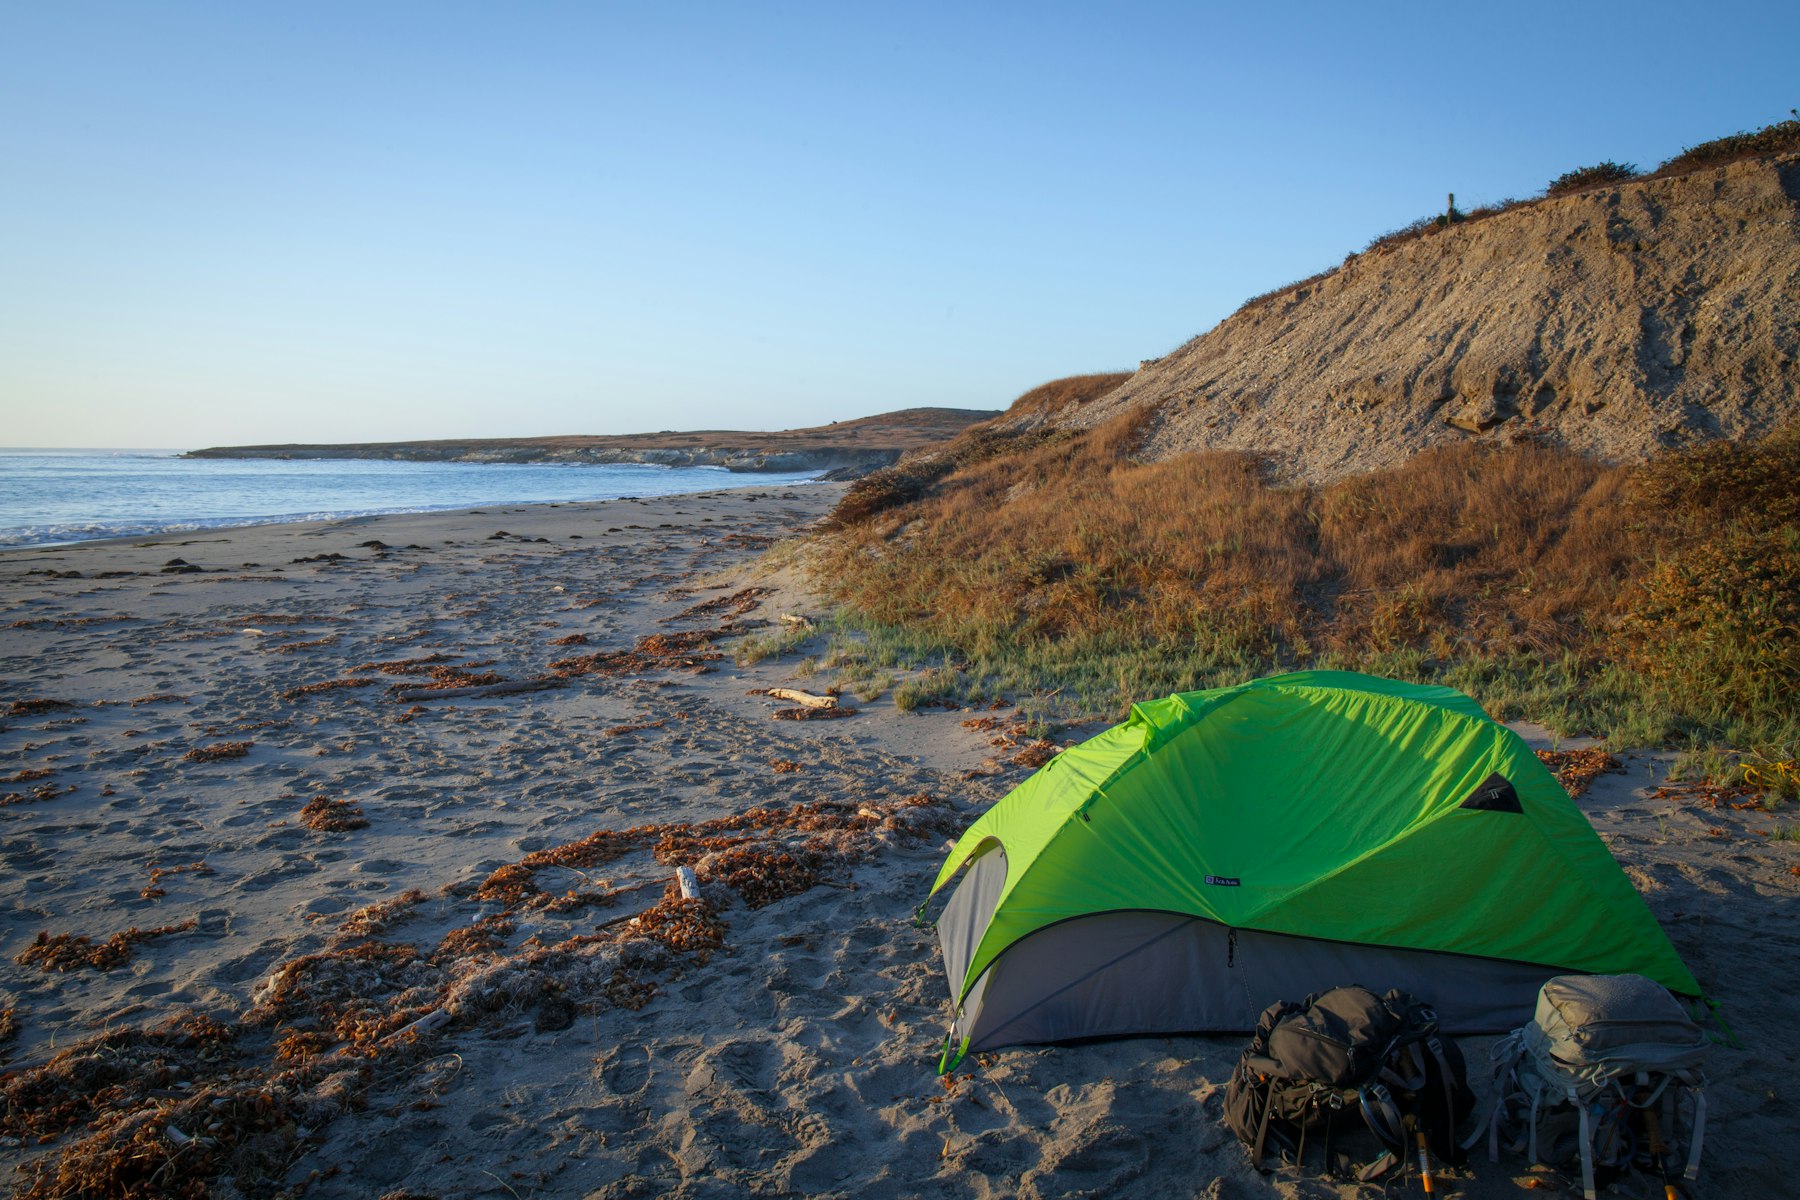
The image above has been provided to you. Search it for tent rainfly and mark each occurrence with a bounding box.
[924,671,1700,1073]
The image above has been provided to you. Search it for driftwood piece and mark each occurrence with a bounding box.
[390,678,565,702]
[767,688,836,709]
[675,866,701,899]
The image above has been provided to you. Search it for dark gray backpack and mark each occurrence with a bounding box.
[1472,974,1709,1200]
[1223,985,1473,1181]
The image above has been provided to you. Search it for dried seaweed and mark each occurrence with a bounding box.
[270,635,340,653]
[664,586,770,625]
[299,795,368,832]
[602,720,665,738]
[549,628,729,678]
[771,705,859,721]
[1536,748,1622,798]
[547,633,588,646]
[1010,740,1061,769]
[280,678,375,700]
[349,654,452,675]
[15,920,197,973]
[769,759,803,773]
[0,1012,237,1143]
[140,861,212,901]
[182,741,253,763]
[0,1006,17,1048]
[337,890,427,940]
[390,664,507,691]
[6,699,73,717]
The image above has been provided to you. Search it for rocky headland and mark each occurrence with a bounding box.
[186,406,1000,478]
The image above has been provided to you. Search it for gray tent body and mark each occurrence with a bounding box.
[937,848,1557,1053]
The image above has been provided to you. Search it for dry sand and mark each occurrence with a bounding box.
[1,484,1795,1199]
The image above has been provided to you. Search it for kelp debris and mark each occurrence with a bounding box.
[350,654,452,675]
[279,678,375,700]
[602,720,665,738]
[6,699,73,718]
[15,920,197,973]
[140,861,212,901]
[337,890,427,940]
[299,795,369,832]
[0,1012,237,1142]
[549,628,730,678]
[183,741,253,763]
[391,664,506,692]
[1010,740,1061,769]
[770,759,803,773]
[271,635,341,653]
[1536,748,1622,798]
[771,705,859,721]
[548,633,589,645]
[664,586,769,625]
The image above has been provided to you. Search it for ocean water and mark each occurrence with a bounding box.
[0,449,822,548]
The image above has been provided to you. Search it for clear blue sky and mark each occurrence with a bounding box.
[3,1,1795,448]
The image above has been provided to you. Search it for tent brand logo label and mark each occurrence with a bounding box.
[1204,875,1240,887]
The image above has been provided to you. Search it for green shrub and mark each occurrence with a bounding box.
[1614,525,1800,726]
[1546,160,1639,197]
[1657,118,1800,176]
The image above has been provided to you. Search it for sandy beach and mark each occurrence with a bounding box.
[3,483,1796,1199]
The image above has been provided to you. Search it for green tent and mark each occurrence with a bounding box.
[926,671,1699,1072]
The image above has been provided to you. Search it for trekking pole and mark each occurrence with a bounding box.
[1640,1097,1679,1200]
[1405,1114,1436,1196]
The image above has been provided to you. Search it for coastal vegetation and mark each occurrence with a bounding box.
[793,114,1800,782]
[808,403,1798,773]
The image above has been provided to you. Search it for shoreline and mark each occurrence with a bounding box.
[0,456,830,553]
[1,485,1794,1197]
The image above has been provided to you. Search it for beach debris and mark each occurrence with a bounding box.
[1535,748,1622,798]
[336,890,427,940]
[15,920,197,973]
[140,861,212,901]
[767,688,837,709]
[2,769,957,1197]
[1,782,77,806]
[270,635,340,653]
[280,677,375,700]
[2,767,53,784]
[665,586,769,624]
[549,628,731,678]
[390,676,564,702]
[602,719,665,737]
[349,653,453,674]
[290,552,349,564]
[548,632,589,645]
[771,705,859,721]
[127,692,187,706]
[769,759,803,773]
[1010,740,1061,770]
[298,794,369,832]
[160,558,204,574]
[778,612,814,628]
[393,664,505,691]
[182,741,253,763]
[5,698,73,718]
[0,1006,18,1050]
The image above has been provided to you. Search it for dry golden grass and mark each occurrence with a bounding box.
[819,407,1800,747]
